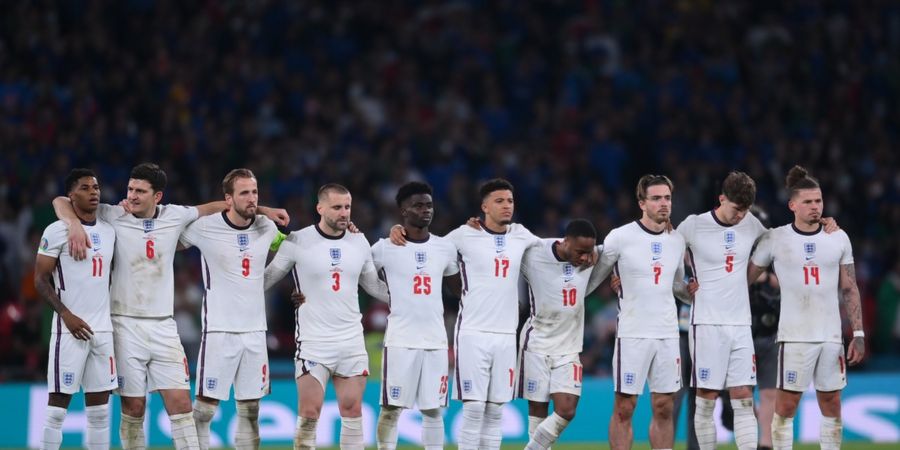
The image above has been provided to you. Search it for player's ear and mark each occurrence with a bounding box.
[154,190,163,204]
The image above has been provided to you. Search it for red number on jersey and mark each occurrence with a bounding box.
[494,258,510,278]
[439,375,448,394]
[509,368,514,387]
[241,257,250,277]
[573,364,583,382]
[91,256,103,277]
[413,275,432,295]
[562,288,577,306]
[803,266,820,285]
[653,266,662,284]
[331,272,341,291]
[725,255,734,273]
[146,240,155,259]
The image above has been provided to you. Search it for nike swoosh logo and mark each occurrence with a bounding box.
[331,262,340,266]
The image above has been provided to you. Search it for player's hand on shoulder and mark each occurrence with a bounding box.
[67,225,90,261]
[291,290,306,309]
[61,310,93,340]
[821,217,840,234]
[119,198,133,214]
[389,224,407,246]
[262,207,290,227]
[465,217,483,230]
[349,221,361,233]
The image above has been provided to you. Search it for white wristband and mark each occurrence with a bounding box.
[853,330,865,338]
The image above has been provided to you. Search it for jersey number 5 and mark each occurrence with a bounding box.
[725,255,734,273]
[413,275,432,295]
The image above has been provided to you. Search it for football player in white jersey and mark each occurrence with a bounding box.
[52,163,288,450]
[36,169,117,450]
[748,166,864,450]
[372,182,459,450]
[677,171,766,449]
[180,169,281,450]
[264,184,388,450]
[519,219,605,450]
[593,175,693,450]
[390,178,542,450]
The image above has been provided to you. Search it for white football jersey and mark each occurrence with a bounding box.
[520,239,606,355]
[678,211,767,326]
[180,212,278,332]
[265,225,387,348]
[97,204,199,317]
[372,235,459,349]
[597,221,685,339]
[447,223,541,334]
[751,224,853,343]
[38,219,117,333]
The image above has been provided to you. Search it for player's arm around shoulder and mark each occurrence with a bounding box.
[264,236,297,291]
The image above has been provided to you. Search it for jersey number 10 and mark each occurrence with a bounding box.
[562,288,577,306]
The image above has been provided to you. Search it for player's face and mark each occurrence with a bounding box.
[639,184,672,224]
[69,176,100,213]
[718,195,749,225]
[481,189,514,226]
[789,188,823,225]
[562,236,597,266]
[402,193,433,228]
[318,192,352,232]
[127,178,163,216]
[227,177,258,220]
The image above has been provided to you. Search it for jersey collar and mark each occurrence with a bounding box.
[551,241,566,262]
[635,220,664,235]
[315,223,345,240]
[710,209,734,227]
[791,222,822,236]
[222,211,255,230]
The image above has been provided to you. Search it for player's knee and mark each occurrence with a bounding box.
[162,390,193,414]
[237,400,260,420]
[120,396,146,418]
[612,401,635,421]
[651,398,673,421]
[556,406,576,421]
[338,398,362,417]
[730,385,754,399]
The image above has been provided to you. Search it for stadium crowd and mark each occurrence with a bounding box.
[2,0,900,381]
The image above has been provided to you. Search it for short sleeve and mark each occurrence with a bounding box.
[839,232,854,265]
[371,240,385,271]
[750,231,775,268]
[445,226,465,250]
[38,224,67,258]
[176,205,200,225]
[179,218,204,248]
[675,215,696,247]
[96,203,125,222]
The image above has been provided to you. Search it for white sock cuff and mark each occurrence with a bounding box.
[46,406,67,426]
[821,416,841,425]
[120,413,143,424]
[236,402,259,418]
[342,416,363,429]
[483,402,503,418]
[193,401,216,421]
[695,396,716,413]
[421,408,442,420]
[85,404,109,424]
[731,397,754,410]
[169,412,193,423]
[548,412,570,428]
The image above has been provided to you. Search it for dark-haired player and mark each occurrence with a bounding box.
[371,182,460,450]
[748,166,863,450]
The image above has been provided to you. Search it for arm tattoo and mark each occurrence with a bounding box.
[839,263,863,331]
[35,272,68,315]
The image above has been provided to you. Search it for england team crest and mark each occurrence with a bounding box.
[699,367,711,381]
[651,241,662,255]
[142,219,154,233]
[62,372,75,387]
[390,386,402,399]
[786,370,798,385]
[415,250,427,267]
[804,242,816,257]
[724,230,736,249]
[237,233,250,250]
[494,235,506,251]
[90,232,101,249]
[463,380,473,393]
[206,377,218,391]
[563,263,574,279]
[624,372,635,386]
[330,248,342,264]
[527,379,537,393]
